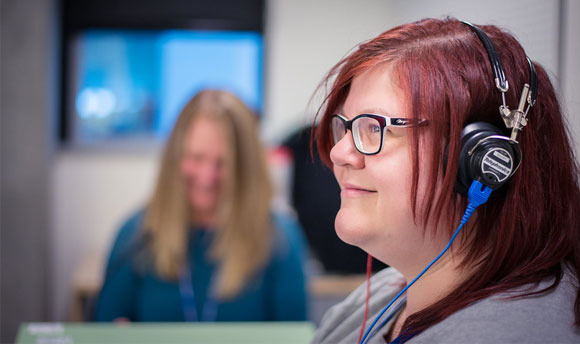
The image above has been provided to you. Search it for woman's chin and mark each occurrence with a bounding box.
[189,195,217,212]
[334,212,368,248]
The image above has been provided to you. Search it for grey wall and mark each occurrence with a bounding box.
[0,0,58,342]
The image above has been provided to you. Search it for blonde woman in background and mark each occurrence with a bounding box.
[95,89,308,322]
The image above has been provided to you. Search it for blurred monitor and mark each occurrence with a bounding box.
[68,29,263,143]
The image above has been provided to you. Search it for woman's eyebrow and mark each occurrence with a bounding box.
[338,106,402,119]
[347,107,394,116]
[361,107,392,115]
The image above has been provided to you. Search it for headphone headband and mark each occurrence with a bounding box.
[462,21,509,92]
[527,57,538,105]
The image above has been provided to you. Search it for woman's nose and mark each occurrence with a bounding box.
[329,132,365,169]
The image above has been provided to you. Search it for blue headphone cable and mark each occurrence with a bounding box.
[360,180,492,344]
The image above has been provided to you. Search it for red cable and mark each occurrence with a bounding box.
[357,254,373,343]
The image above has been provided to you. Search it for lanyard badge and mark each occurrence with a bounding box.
[178,263,219,322]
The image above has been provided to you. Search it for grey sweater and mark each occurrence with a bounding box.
[312,267,580,344]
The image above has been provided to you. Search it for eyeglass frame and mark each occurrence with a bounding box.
[331,113,428,155]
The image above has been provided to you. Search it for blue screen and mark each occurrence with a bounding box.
[74,30,263,142]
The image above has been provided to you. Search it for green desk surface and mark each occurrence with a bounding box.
[17,322,315,344]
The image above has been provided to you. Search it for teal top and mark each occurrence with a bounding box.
[94,211,308,322]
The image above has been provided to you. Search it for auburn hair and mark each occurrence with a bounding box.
[315,17,580,336]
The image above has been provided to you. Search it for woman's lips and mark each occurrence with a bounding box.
[341,183,377,197]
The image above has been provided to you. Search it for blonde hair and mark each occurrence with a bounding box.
[144,89,273,299]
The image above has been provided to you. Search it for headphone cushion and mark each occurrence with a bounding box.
[456,122,519,195]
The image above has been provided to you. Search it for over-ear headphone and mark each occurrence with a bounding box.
[455,21,538,196]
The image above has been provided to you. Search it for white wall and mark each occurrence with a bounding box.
[262,0,393,144]
[50,150,159,319]
[49,0,580,320]
[562,0,580,154]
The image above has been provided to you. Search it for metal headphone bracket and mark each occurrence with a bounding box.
[504,84,530,141]
[462,21,538,143]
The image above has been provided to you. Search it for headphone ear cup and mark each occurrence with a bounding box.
[455,122,520,195]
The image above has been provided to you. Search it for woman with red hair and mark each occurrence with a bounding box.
[312,18,580,343]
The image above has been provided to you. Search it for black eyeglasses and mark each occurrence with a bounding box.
[331,114,427,155]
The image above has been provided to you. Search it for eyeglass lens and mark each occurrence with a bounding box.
[331,116,346,145]
[331,116,383,154]
[354,117,382,153]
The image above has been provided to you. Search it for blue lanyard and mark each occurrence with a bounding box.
[178,262,218,322]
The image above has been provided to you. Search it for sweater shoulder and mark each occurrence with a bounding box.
[411,270,580,343]
[312,268,405,344]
